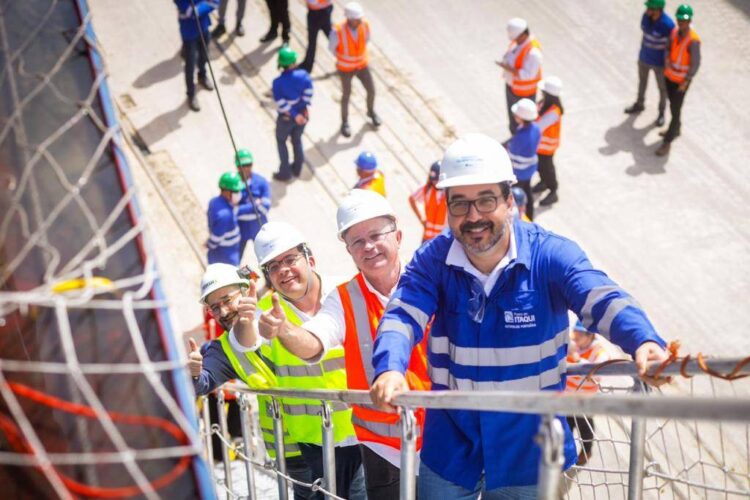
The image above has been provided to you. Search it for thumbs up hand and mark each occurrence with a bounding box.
[187,338,203,378]
[236,279,257,324]
[259,293,286,340]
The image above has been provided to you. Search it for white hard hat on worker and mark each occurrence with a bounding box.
[344,2,364,19]
[506,17,528,41]
[254,221,315,301]
[199,263,254,332]
[511,98,538,122]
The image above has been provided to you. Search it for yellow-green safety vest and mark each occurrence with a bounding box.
[258,293,356,445]
[218,332,301,459]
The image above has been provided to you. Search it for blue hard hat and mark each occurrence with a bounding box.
[355,151,378,171]
[511,186,527,207]
[573,320,593,334]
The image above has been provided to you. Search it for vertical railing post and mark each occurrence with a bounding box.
[200,395,216,484]
[271,397,289,500]
[217,390,234,499]
[399,408,417,500]
[321,401,337,497]
[536,414,564,500]
[627,379,648,500]
[238,393,258,500]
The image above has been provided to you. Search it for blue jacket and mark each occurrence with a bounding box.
[238,173,271,244]
[639,11,675,67]
[207,195,241,265]
[193,340,235,396]
[508,122,541,182]
[272,69,314,118]
[373,221,665,489]
[175,0,217,42]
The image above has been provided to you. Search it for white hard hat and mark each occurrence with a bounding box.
[437,133,516,189]
[336,189,395,239]
[539,76,563,97]
[344,2,364,19]
[253,221,307,266]
[199,263,248,304]
[511,98,539,121]
[506,17,528,40]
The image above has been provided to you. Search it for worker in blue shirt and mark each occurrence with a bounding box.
[624,0,675,126]
[272,47,313,182]
[234,148,271,257]
[506,98,541,221]
[174,0,218,112]
[207,172,244,265]
[370,133,669,498]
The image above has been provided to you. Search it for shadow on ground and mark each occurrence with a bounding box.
[599,115,669,176]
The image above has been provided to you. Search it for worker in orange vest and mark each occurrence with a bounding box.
[656,4,701,157]
[256,190,430,500]
[497,17,542,135]
[328,2,381,138]
[354,151,386,197]
[408,161,447,242]
[532,76,564,207]
[565,320,611,466]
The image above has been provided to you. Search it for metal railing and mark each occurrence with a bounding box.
[199,357,750,500]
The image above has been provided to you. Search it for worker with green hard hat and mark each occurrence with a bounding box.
[207,171,245,265]
[234,147,271,257]
[271,46,314,181]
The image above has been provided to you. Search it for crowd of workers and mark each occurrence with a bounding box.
[173,0,702,498]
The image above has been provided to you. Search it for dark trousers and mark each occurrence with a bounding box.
[287,454,316,500]
[218,0,247,26]
[339,67,376,123]
[664,78,687,143]
[635,60,667,113]
[505,84,523,135]
[537,153,558,193]
[182,35,209,98]
[301,6,332,72]
[207,393,242,459]
[567,415,595,457]
[275,114,306,178]
[360,445,400,500]
[516,179,534,221]
[264,0,290,40]
[299,443,363,499]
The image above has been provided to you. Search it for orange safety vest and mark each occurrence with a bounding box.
[536,104,561,156]
[509,36,542,97]
[306,0,332,10]
[565,342,608,394]
[663,27,700,84]
[338,273,431,450]
[335,21,370,72]
[355,170,386,197]
[420,186,447,241]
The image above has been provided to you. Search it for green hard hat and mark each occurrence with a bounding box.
[644,0,665,9]
[278,46,298,68]
[218,171,244,192]
[675,4,693,20]
[235,148,254,167]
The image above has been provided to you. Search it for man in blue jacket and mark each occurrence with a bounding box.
[272,47,313,182]
[235,148,271,257]
[207,172,244,265]
[174,0,218,112]
[624,0,675,126]
[507,98,540,221]
[370,133,669,498]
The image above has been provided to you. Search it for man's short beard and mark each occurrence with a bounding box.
[458,218,507,255]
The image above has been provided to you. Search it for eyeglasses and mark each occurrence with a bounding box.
[447,195,502,217]
[346,227,396,252]
[207,289,242,317]
[264,253,304,275]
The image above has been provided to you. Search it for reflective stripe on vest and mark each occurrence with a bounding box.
[536,105,561,155]
[258,394,302,458]
[339,273,430,450]
[257,292,356,446]
[664,27,699,84]
[335,21,369,72]
[510,37,542,96]
[422,187,447,241]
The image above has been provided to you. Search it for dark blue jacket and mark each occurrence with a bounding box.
[639,11,675,67]
[508,122,541,182]
[272,69,314,118]
[175,0,217,41]
[238,173,271,245]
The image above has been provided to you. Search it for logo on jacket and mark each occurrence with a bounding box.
[504,310,537,329]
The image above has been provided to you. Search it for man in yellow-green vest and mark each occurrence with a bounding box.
[189,263,314,500]
[251,221,365,499]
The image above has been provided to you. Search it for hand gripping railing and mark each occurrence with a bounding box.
[201,356,750,500]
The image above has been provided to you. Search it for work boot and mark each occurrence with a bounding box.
[539,191,558,206]
[655,112,665,127]
[236,24,245,37]
[272,172,292,182]
[532,181,547,194]
[655,141,671,156]
[198,75,214,91]
[188,95,200,112]
[260,30,277,43]
[212,23,226,38]
[340,122,352,138]
[624,103,645,114]
[368,112,382,127]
